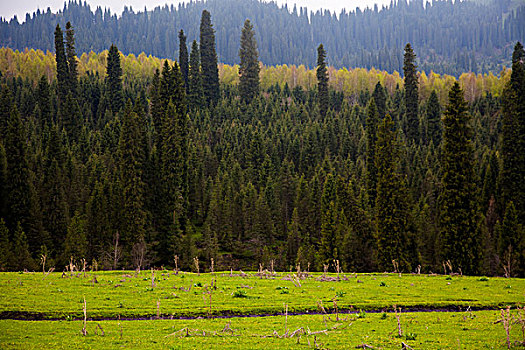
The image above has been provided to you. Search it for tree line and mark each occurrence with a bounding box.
[1,0,524,76]
[0,12,523,276]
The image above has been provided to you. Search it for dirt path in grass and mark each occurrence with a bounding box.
[0,305,500,321]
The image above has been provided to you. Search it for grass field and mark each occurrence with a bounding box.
[1,310,524,349]
[0,270,524,348]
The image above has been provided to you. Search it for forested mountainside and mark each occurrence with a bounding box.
[1,0,524,75]
[1,6,524,277]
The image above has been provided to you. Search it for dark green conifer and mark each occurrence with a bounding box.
[498,201,524,276]
[239,19,260,104]
[439,82,481,275]
[36,76,53,128]
[188,40,203,109]
[0,144,6,221]
[375,115,412,272]
[65,21,78,95]
[403,43,419,143]
[178,29,189,91]
[316,44,329,117]
[199,10,220,106]
[12,222,35,271]
[4,100,41,254]
[63,211,88,262]
[54,24,69,103]
[106,44,124,113]
[426,90,441,145]
[118,101,147,260]
[500,42,525,221]
[319,174,339,267]
[43,127,68,254]
[0,219,11,270]
[372,82,386,119]
[366,98,379,206]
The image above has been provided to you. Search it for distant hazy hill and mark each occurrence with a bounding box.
[1,0,523,75]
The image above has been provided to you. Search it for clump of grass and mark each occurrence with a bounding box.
[336,291,346,298]
[478,277,489,282]
[380,281,387,287]
[232,290,248,298]
[357,310,366,319]
[381,312,388,319]
[405,332,417,340]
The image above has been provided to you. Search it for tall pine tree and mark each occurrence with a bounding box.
[439,82,481,275]
[500,42,525,222]
[366,98,379,206]
[178,29,189,91]
[316,44,329,117]
[188,40,203,109]
[375,115,413,272]
[118,101,147,265]
[403,43,419,143]
[106,44,124,114]
[239,19,260,104]
[65,21,78,96]
[54,24,69,103]
[200,10,220,106]
[426,90,441,145]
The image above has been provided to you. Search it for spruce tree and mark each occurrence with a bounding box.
[188,40,203,109]
[106,44,124,113]
[366,98,379,206]
[178,29,189,91]
[0,219,11,270]
[239,19,260,104]
[498,201,524,276]
[316,43,329,117]
[54,24,69,103]
[372,81,386,119]
[159,100,185,263]
[118,101,147,262]
[0,143,6,222]
[439,82,481,275]
[65,21,78,96]
[375,115,412,272]
[500,42,525,222]
[403,43,419,143]
[319,173,339,267]
[36,75,53,128]
[12,222,35,271]
[0,88,12,140]
[426,90,441,145]
[43,125,68,254]
[4,99,41,254]
[63,211,88,262]
[199,10,220,106]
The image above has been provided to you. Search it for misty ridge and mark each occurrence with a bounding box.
[1,0,524,76]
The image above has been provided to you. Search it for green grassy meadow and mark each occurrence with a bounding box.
[1,310,524,349]
[0,271,524,348]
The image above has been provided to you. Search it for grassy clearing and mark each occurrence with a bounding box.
[1,310,524,349]
[0,271,523,319]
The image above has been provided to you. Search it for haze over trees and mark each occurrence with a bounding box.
[0,6,524,277]
[1,0,524,75]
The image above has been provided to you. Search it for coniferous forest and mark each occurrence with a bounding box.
[1,0,525,75]
[0,2,524,277]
